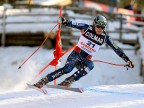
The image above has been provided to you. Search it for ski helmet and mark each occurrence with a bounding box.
[93,15,107,29]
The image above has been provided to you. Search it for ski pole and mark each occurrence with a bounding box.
[54,66,57,85]
[18,23,59,69]
[93,60,126,66]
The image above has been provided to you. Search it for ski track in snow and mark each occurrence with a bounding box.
[1,85,144,108]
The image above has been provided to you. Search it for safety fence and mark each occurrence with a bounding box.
[138,27,144,82]
[0,5,143,50]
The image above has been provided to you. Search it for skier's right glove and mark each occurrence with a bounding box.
[57,16,67,24]
[126,61,134,68]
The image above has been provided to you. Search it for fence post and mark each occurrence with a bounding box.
[1,8,6,47]
[28,0,32,12]
[141,59,144,83]
[92,9,96,23]
[119,13,123,42]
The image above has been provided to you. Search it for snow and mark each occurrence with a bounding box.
[0,46,142,93]
[1,84,144,108]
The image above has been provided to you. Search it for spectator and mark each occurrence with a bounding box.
[124,0,133,11]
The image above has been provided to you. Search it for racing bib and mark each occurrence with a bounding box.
[77,35,101,56]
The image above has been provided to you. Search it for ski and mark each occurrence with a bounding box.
[46,84,84,93]
[27,83,47,94]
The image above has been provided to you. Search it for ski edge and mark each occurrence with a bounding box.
[46,84,84,93]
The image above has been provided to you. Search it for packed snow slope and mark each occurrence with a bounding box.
[1,84,144,108]
[0,46,143,108]
[0,46,142,92]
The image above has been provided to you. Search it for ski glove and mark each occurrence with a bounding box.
[57,16,67,24]
[127,61,134,68]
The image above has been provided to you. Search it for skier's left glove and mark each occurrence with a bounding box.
[126,61,134,68]
[57,16,67,24]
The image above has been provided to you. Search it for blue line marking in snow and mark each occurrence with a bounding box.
[84,87,144,98]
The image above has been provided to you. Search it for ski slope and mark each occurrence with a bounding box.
[0,46,142,92]
[0,41,142,108]
[1,84,144,108]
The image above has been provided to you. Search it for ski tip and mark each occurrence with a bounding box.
[26,83,30,85]
[26,83,48,94]
[26,83,32,87]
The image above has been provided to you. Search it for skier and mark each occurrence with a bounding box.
[34,15,134,88]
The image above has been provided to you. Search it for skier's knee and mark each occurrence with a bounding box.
[87,62,94,71]
[63,65,73,74]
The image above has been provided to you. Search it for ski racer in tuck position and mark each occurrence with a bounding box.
[34,15,134,88]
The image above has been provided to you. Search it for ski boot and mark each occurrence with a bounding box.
[58,77,75,87]
[34,77,49,88]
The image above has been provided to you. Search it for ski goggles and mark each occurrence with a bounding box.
[95,25,105,30]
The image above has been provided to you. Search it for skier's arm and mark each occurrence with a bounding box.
[58,16,89,31]
[105,35,132,64]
